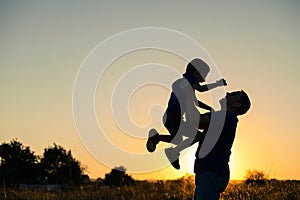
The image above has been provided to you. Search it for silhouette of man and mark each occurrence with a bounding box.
[193,90,251,200]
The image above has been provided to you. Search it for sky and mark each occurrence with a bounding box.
[1,1,300,180]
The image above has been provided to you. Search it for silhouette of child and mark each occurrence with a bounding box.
[146,58,227,169]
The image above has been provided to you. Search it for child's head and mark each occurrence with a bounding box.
[186,58,210,82]
[224,90,251,115]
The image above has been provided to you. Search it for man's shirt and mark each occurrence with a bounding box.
[194,111,239,179]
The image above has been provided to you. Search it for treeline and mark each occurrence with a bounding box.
[0,139,136,188]
[0,139,87,186]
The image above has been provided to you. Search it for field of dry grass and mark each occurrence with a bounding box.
[1,175,299,200]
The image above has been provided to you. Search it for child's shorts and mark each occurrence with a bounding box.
[163,111,198,144]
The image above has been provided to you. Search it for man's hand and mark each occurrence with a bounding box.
[216,78,227,86]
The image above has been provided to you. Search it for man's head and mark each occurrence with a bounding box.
[220,90,251,116]
[186,58,210,83]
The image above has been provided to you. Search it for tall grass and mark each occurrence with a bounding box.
[221,179,300,200]
[1,176,299,200]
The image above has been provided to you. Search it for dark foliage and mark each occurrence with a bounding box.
[40,143,84,184]
[0,140,87,186]
[245,169,268,185]
[0,140,39,186]
[104,166,134,187]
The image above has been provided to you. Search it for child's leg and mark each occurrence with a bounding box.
[146,126,182,153]
[146,112,182,152]
[173,130,204,153]
[164,123,200,169]
[157,135,174,143]
[161,111,183,144]
[164,135,196,170]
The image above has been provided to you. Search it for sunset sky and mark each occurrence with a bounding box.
[1,1,299,180]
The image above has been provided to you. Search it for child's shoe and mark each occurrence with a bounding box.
[165,147,180,169]
[146,129,159,152]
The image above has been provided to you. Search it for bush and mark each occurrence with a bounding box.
[245,169,268,185]
[104,166,134,187]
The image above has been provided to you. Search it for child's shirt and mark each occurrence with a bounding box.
[166,73,200,127]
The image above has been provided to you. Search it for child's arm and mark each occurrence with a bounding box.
[193,78,227,92]
[197,100,213,111]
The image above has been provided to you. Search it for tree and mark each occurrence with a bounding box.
[0,139,38,186]
[104,166,134,186]
[245,169,268,185]
[40,143,84,184]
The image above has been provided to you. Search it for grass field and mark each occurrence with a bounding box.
[1,176,299,200]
